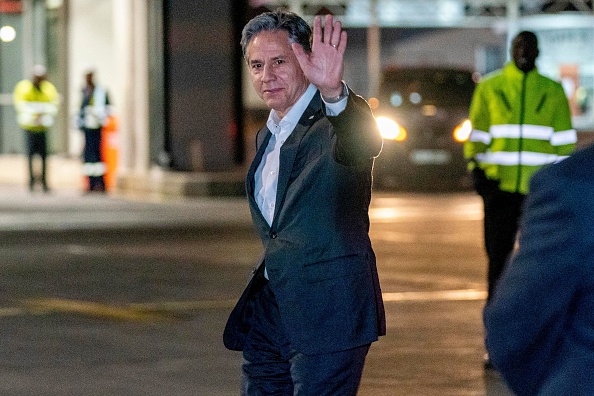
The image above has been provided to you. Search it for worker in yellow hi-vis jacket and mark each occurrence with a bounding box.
[464,32,577,370]
[13,65,60,192]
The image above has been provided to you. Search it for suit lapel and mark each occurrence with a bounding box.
[246,128,273,231]
[272,93,324,225]
[246,128,272,199]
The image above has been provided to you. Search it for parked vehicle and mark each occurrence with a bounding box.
[372,66,476,190]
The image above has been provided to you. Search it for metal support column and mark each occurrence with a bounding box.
[506,0,521,52]
[367,0,380,98]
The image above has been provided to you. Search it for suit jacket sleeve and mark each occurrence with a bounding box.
[483,166,581,395]
[324,89,383,166]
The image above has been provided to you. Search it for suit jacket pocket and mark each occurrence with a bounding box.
[303,254,368,283]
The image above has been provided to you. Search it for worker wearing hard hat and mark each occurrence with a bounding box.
[13,65,60,192]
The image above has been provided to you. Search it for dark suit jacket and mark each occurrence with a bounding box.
[484,144,594,395]
[224,90,386,355]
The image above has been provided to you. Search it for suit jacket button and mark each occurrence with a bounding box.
[270,232,277,239]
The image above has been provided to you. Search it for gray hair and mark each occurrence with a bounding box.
[241,9,312,58]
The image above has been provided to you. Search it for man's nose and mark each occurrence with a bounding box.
[262,64,275,81]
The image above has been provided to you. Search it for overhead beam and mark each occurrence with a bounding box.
[256,0,594,28]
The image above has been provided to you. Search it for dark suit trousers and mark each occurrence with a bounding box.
[481,189,525,301]
[241,280,370,396]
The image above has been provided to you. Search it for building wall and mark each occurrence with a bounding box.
[65,0,243,176]
[164,0,241,171]
[67,0,116,157]
[0,13,24,154]
[380,28,505,73]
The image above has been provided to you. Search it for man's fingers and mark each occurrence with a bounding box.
[312,15,323,49]
[323,15,334,45]
[291,42,308,66]
[337,30,348,53]
[313,14,345,50]
[330,20,342,47]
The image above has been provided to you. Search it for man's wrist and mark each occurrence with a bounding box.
[322,82,348,103]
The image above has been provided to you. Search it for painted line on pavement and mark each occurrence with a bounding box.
[0,307,30,317]
[128,299,238,311]
[23,298,169,321]
[0,290,487,319]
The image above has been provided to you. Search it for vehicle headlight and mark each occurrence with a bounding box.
[453,119,472,142]
[376,116,407,141]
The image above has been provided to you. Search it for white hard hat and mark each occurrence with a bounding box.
[82,64,96,76]
[32,64,47,77]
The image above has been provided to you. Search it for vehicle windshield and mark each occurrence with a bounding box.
[380,69,474,109]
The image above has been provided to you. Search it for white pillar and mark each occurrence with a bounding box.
[113,0,149,174]
[506,0,521,55]
[21,0,33,78]
[367,0,381,99]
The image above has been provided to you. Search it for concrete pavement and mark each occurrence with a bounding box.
[0,186,253,234]
[0,154,252,234]
[0,154,82,191]
[0,154,515,395]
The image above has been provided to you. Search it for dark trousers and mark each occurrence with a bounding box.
[241,282,370,396]
[25,130,48,191]
[82,127,105,191]
[481,190,525,301]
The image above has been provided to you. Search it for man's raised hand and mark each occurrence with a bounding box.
[292,14,347,99]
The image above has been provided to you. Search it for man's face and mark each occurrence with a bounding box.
[246,30,309,119]
[512,35,538,73]
[32,75,45,86]
[85,72,94,86]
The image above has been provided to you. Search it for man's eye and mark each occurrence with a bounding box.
[275,59,284,65]
[251,63,262,69]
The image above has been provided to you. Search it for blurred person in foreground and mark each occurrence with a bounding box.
[78,68,111,192]
[464,31,576,366]
[223,10,385,395]
[484,143,594,395]
[13,65,60,192]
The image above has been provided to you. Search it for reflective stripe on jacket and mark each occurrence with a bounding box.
[13,80,59,132]
[464,62,576,194]
[79,87,109,129]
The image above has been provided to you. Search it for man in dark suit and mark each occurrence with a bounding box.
[484,144,594,395]
[223,10,385,395]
